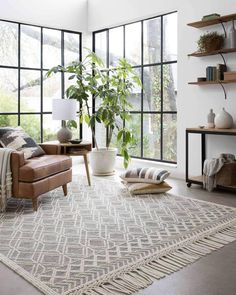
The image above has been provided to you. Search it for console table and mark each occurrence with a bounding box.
[186,128,236,189]
[42,141,92,186]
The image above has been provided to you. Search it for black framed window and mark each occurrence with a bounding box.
[0,19,82,142]
[93,11,177,163]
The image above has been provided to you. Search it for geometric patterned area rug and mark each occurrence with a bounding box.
[1,177,236,295]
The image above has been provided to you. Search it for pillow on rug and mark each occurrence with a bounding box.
[0,127,45,159]
[123,181,172,195]
[120,167,170,184]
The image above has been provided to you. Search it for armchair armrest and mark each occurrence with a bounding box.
[39,143,61,155]
[11,151,25,167]
[11,151,25,196]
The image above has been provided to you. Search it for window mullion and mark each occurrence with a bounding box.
[141,21,144,158]
[160,16,164,161]
[18,23,21,126]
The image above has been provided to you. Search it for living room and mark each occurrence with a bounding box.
[0,0,236,294]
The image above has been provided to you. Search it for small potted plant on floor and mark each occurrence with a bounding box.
[47,50,141,174]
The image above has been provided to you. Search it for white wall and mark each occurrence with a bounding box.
[0,0,87,32]
[88,0,236,179]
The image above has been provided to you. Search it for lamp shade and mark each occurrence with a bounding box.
[52,99,77,120]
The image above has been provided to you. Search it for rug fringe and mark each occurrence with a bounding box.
[73,224,236,295]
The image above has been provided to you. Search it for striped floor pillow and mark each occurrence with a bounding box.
[120,167,170,184]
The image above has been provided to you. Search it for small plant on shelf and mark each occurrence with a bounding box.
[197,31,224,52]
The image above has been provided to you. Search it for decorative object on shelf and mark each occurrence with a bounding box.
[224,71,236,81]
[52,99,77,143]
[215,107,233,129]
[207,109,215,128]
[197,32,224,53]
[69,139,82,144]
[201,13,220,21]
[198,125,205,129]
[229,20,236,48]
[217,63,227,80]
[197,77,206,82]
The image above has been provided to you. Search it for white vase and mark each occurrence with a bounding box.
[215,108,233,129]
[90,147,117,175]
[229,20,236,48]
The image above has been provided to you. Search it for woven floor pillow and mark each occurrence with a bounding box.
[0,127,45,159]
[123,181,172,195]
[120,167,170,184]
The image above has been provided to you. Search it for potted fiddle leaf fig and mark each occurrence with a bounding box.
[47,49,141,174]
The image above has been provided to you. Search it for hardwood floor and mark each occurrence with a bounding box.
[1,168,236,295]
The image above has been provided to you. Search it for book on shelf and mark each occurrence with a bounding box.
[201,13,220,21]
[206,64,227,81]
[206,66,217,81]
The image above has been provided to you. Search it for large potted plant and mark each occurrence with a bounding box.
[47,50,141,174]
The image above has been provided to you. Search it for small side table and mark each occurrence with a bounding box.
[42,141,92,186]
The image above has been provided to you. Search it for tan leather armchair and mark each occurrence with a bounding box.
[10,143,72,211]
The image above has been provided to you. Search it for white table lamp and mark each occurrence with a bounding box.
[52,99,77,143]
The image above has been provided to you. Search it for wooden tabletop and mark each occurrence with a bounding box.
[42,140,92,147]
[186,128,236,134]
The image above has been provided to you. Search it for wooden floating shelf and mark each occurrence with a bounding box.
[187,13,236,28]
[188,80,236,85]
[188,48,236,57]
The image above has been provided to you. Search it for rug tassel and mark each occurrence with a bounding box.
[71,224,236,295]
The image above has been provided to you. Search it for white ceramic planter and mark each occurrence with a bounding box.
[90,148,118,176]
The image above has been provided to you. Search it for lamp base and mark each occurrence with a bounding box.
[57,127,72,143]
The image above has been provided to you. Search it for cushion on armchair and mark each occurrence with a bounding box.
[0,127,45,159]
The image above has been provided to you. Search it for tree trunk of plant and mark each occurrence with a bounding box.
[85,100,99,150]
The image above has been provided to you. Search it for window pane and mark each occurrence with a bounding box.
[64,32,80,66]
[143,65,161,111]
[125,22,141,66]
[20,114,41,143]
[109,117,123,152]
[163,63,177,112]
[127,68,141,111]
[0,21,18,66]
[95,31,107,66]
[109,27,123,67]
[43,29,61,69]
[0,68,18,113]
[143,114,161,159]
[143,17,161,65]
[126,114,141,157]
[95,122,106,148]
[70,117,81,140]
[0,115,18,127]
[43,71,61,112]
[43,114,61,142]
[163,13,177,62]
[20,70,40,112]
[21,25,41,68]
[163,113,177,162]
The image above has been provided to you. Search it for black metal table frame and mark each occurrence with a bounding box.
[186,128,236,188]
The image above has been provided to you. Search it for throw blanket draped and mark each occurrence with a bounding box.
[0,148,13,212]
[203,158,225,191]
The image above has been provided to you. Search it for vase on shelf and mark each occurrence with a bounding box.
[207,109,215,128]
[229,20,236,49]
[215,108,233,129]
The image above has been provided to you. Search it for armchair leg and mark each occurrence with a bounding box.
[32,197,38,211]
[62,184,68,196]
